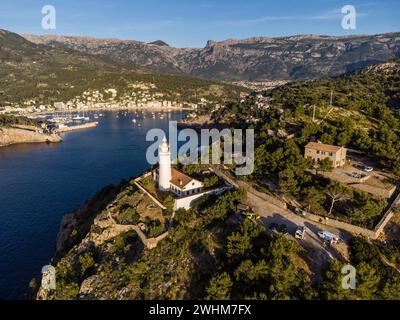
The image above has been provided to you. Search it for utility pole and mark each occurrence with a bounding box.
[312,105,316,122]
[330,90,333,108]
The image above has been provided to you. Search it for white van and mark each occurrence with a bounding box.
[318,231,340,244]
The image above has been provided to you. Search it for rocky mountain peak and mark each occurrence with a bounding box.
[22,31,400,82]
[148,40,170,47]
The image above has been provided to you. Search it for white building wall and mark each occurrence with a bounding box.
[174,188,222,211]
[182,180,204,192]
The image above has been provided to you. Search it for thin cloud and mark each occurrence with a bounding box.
[311,8,343,20]
[231,8,369,25]
[244,16,302,23]
[312,8,369,20]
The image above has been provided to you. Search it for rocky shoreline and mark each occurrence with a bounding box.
[0,127,62,148]
[34,182,135,300]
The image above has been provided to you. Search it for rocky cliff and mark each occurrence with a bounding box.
[0,127,62,147]
[24,32,400,81]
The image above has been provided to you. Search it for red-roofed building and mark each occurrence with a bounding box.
[305,141,347,168]
[154,167,204,197]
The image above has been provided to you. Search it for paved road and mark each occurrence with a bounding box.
[245,191,350,282]
[246,189,348,252]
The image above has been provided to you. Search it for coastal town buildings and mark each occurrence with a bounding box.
[1,83,202,116]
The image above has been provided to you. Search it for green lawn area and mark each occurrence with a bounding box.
[139,174,173,203]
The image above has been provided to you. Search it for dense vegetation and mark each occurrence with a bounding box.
[49,187,317,300]
[321,237,400,300]
[46,182,400,300]
[269,60,400,115]
[0,114,39,127]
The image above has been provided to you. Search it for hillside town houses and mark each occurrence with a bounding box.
[0,84,203,116]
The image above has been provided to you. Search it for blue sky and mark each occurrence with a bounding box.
[1,0,399,47]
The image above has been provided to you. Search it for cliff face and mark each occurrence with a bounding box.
[24,33,400,81]
[0,127,62,147]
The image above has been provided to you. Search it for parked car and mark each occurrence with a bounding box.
[364,166,374,173]
[295,226,306,239]
[278,224,288,235]
[237,203,250,212]
[243,212,261,221]
[351,172,362,179]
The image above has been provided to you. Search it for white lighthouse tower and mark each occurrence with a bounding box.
[158,136,172,191]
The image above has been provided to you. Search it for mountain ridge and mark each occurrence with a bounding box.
[24,32,400,81]
[24,32,400,48]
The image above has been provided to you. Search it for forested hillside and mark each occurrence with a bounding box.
[0,115,39,127]
[0,29,246,107]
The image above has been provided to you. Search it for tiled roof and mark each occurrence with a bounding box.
[170,168,195,188]
[305,142,343,153]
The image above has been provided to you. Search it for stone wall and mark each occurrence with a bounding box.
[211,165,398,240]
[301,211,376,239]
[211,165,287,209]
[374,192,400,237]
[301,191,400,240]
[146,231,169,249]
[352,183,396,199]
[133,180,166,210]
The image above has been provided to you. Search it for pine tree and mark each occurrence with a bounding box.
[205,272,233,300]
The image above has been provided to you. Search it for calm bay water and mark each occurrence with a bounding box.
[0,110,185,299]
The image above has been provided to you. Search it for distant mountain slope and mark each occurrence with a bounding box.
[24,32,400,82]
[0,29,246,106]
